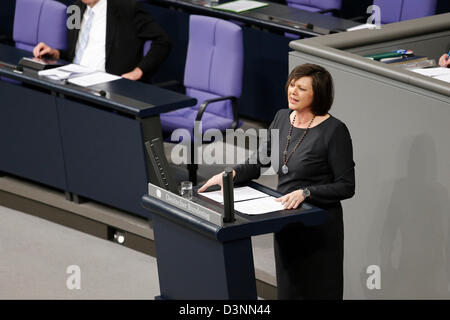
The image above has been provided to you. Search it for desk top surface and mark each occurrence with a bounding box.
[149,0,359,37]
[0,44,197,118]
[142,181,327,241]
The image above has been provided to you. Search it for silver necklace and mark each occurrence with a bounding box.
[281,114,315,175]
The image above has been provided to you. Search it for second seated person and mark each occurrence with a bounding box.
[438,52,450,68]
[199,64,356,300]
[32,0,171,82]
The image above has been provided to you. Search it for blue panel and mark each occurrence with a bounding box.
[0,80,67,189]
[0,0,15,42]
[153,215,257,299]
[57,98,149,217]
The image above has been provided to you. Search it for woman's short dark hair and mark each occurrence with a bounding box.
[285,64,334,116]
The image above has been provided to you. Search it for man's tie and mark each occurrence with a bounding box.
[73,9,94,64]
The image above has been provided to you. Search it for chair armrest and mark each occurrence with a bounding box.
[195,95,239,130]
[317,8,340,17]
[153,80,184,93]
[348,14,370,23]
[0,34,13,45]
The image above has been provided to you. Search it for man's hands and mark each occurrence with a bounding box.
[33,43,145,80]
[121,67,143,81]
[438,53,450,68]
[33,42,60,60]
[275,189,306,210]
[198,170,236,193]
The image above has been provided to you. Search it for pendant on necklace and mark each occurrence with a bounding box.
[282,165,289,174]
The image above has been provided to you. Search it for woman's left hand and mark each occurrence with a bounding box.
[121,67,143,81]
[275,189,305,210]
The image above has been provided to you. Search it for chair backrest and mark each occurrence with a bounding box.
[143,40,152,56]
[183,15,243,120]
[373,0,437,24]
[13,0,67,52]
[286,0,342,13]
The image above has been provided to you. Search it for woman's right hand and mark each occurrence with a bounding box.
[198,170,236,193]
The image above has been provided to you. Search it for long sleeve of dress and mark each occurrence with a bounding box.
[307,122,355,205]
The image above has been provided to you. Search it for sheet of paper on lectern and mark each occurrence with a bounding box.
[212,0,268,13]
[200,186,268,203]
[234,196,285,215]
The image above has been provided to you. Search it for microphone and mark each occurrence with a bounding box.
[222,168,235,223]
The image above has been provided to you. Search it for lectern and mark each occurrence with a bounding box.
[142,182,326,300]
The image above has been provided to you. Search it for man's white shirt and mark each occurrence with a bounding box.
[75,0,107,72]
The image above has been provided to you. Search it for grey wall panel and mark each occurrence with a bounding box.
[289,50,450,299]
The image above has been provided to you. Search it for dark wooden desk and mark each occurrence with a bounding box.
[0,44,196,218]
[149,0,359,37]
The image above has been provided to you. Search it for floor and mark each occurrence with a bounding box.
[0,205,160,299]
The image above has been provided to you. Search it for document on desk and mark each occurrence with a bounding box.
[410,67,450,77]
[38,64,121,86]
[410,67,450,84]
[67,72,121,87]
[201,186,269,203]
[213,0,269,13]
[234,196,285,215]
[433,74,450,83]
[38,64,94,80]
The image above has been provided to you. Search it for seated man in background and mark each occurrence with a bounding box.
[438,52,450,68]
[33,0,171,82]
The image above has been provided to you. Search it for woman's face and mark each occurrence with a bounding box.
[287,76,314,113]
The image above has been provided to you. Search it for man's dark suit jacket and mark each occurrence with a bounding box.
[61,0,171,81]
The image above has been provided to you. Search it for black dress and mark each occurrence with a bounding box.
[233,109,355,300]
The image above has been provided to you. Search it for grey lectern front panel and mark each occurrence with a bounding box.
[148,183,223,226]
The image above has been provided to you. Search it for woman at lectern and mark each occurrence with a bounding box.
[198,64,355,300]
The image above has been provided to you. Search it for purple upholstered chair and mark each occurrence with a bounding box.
[3,0,66,83]
[373,0,437,24]
[143,41,152,56]
[13,0,67,52]
[160,15,243,184]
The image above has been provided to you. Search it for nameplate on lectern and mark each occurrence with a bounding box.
[148,183,223,226]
